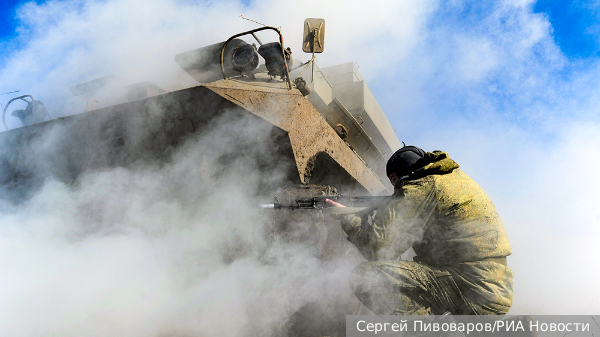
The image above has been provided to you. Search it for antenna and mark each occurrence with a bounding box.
[239,15,280,30]
[1,89,21,96]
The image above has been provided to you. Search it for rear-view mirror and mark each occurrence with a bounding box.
[302,18,325,53]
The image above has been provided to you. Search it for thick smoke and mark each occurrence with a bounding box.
[0,1,382,334]
[0,107,358,335]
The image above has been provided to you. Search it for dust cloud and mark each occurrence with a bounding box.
[0,108,356,336]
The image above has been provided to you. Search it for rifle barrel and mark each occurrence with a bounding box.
[260,195,391,210]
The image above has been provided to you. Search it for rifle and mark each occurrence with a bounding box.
[260,195,391,214]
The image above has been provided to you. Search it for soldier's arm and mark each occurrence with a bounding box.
[372,179,437,259]
[326,199,373,259]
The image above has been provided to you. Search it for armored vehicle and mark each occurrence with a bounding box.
[0,19,401,336]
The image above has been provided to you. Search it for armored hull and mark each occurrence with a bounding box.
[1,74,393,200]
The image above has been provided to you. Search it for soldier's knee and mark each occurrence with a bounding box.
[349,260,425,296]
[350,261,393,296]
[349,262,372,295]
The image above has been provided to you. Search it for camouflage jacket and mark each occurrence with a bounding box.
[341,151,512,265]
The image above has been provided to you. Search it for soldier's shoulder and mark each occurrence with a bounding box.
[432,167,472,183]
[404,174,435,187]
[433,168,493,202]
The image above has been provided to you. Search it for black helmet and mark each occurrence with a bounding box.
[386,145,426,178]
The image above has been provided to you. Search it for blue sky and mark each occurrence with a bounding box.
[535,0,600,58]
[1,1,599,57]
[0,0,21,40]
[1,0,600,333]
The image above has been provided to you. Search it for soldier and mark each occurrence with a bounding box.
[326,146,513,315]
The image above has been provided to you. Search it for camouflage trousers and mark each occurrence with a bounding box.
[349,261,502,316]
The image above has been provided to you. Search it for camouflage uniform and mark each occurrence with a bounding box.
[341,151,513,315]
